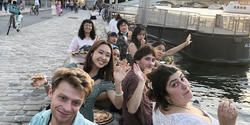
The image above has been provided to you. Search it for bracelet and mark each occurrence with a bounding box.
[115,91,123,96]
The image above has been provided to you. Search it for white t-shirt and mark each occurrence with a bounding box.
[35,0,39,5]
[68,36,98,63]
[68,36,97,53]
[153,108,219,125]
[108,18,119,34]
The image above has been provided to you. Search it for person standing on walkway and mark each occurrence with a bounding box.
[121,45,155,125]
[74,1,78,13]
[34,0,39,13]
[108,13,121,34]
[95,0,103,14]
[51,1,56,15]
[0,0,3,11]
[56,0,62,16]
[29,68,97,125]
[3,0,8,12]
[69,0,73,11]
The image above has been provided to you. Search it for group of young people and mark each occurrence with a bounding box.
[29,14,238,125]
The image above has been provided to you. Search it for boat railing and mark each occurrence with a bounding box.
[114,5,250,37]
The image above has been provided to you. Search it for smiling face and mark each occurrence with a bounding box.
[49,81,85,124]
[136,54,155,71]
[92,44,111,69]
[83,23,93,34]
[154,44,166,60]
[166,71,193,106]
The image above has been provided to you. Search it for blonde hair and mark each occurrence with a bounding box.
[52,68,94,98]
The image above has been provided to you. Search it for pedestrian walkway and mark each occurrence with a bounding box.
[0,6,50,17]
[0,10,108,125]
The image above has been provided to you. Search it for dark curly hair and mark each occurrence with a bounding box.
[147,65,181,111]
[78,19,96,40]
[131,26,147,49]
[84,40,114,82]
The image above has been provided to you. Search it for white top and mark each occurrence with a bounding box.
[68,36,97,53]
[68,36,97,64]
[153,108,219,125]
[35,0,39,5]
[90,11,99,17]
[108,19,119,34]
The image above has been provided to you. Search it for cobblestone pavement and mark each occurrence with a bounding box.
[0,10,108,125]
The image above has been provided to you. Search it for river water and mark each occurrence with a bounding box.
[172,53,250,125]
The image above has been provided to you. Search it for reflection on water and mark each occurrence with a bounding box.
[173,53,250,125]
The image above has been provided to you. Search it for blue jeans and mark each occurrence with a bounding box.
[3,2,8,12]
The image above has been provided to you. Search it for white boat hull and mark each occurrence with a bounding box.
[224,1,250,14]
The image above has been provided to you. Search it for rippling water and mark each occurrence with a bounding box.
[172,53,250,125]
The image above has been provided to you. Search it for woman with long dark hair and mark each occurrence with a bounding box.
[127,25,147,61]
[68,19,99,63]
[80,40,127,122]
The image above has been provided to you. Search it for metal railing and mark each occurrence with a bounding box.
[114,5,250,37]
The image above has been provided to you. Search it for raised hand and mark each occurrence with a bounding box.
[133,63,146,84]
[128,31,133,42]
[185,34,192,46]
[119,59,131,72]
[141,39,146,46]
[114,60,131,84]
[218,100,238,125]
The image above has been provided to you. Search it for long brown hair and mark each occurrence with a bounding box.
[84,40,114,82]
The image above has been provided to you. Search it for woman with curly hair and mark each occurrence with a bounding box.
[68,19,99,63]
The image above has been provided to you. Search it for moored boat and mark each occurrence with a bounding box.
[116,4,250,64]
[224,0,250,14]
